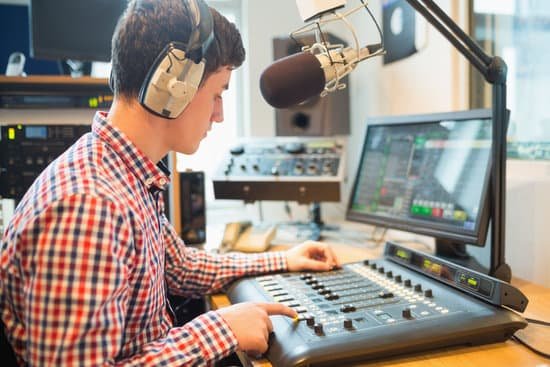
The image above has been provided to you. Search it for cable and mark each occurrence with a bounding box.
[284,201,293,220]
[512,334,550,359]
[525,317,550,326]
[257,201,264,222]
[510,317,550,359]
[371,226,388,245]
[359,0,384,50]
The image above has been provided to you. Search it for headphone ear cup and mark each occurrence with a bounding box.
[139,44,205,119]
[137,0,213,119]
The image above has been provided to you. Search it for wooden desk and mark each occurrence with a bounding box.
[211,242,550,367]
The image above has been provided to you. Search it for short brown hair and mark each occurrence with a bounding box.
[110,0,245,98]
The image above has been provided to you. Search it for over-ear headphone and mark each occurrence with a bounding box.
[138,0,214,119]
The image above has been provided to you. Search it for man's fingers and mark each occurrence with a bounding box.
[306,242,340,269]
[324,245,341,268]
[303,258,332,271]
[266,314,274,333]
[259,302,298,318]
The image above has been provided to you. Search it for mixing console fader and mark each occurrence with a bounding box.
[227,242,528,366]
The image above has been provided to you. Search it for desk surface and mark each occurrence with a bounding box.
[210,241,550,367]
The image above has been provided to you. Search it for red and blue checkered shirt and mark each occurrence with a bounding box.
[1,111,287,366]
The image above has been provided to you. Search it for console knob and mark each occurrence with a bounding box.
[424,289,433,298]
[404,279,412,287]
[314,323,324,335]
[414,284,422,292]
[284,142,305,154]
[340,304,356,313]
[402,308,412,319]
[343,319,353,329]
[230,145,244,155]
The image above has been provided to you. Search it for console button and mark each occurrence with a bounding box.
[314,323,324,335]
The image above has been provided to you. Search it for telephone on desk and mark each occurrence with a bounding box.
[220,221,277,253]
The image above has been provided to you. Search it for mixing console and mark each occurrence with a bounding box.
[228,242,528,366]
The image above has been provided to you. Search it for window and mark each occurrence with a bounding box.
[470,0,550,160]
[176,0,243,205]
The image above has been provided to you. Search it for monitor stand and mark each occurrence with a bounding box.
[62,59,92,77]
[279,202,338,241]
[435,237,511,282]
[306,202,339,241]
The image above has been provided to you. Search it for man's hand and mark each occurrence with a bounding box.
[285,240,340,272]
[217,302,297,355]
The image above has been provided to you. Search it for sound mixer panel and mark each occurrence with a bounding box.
[227,243,527,367]
[213,138,345,204]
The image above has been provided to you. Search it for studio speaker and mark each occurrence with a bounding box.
[272,33,350,136]
[164,154,206,245]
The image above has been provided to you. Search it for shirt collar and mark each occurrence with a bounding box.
[92,111,171,192]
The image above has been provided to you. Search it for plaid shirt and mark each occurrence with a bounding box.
[1,112,287,366]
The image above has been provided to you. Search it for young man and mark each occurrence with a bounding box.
[0,0,339,365]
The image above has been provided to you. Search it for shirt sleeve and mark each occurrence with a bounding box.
[15,194,237,366]
[163,217,288,297]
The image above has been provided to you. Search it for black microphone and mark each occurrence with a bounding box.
[260,44,379,109]
[260,52,325,109]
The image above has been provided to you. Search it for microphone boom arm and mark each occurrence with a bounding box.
[405,0,510,281]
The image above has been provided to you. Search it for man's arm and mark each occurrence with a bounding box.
[12,194,238,366]
[163,216,340,297]
[163,218,287,297]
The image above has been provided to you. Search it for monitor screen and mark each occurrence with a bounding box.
[0,2,59,75]
[29,0,127,62]
[347,109,492,246]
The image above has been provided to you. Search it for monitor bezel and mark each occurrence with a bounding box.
[346,109,492,246]
[28,0,126,63]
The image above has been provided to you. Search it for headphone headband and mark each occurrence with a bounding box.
[138,0,214,119]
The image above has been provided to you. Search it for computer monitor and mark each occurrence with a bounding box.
[347,109,493,251]
[29,0,127,63]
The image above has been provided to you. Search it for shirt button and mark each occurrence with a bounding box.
[158,178,167,186]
